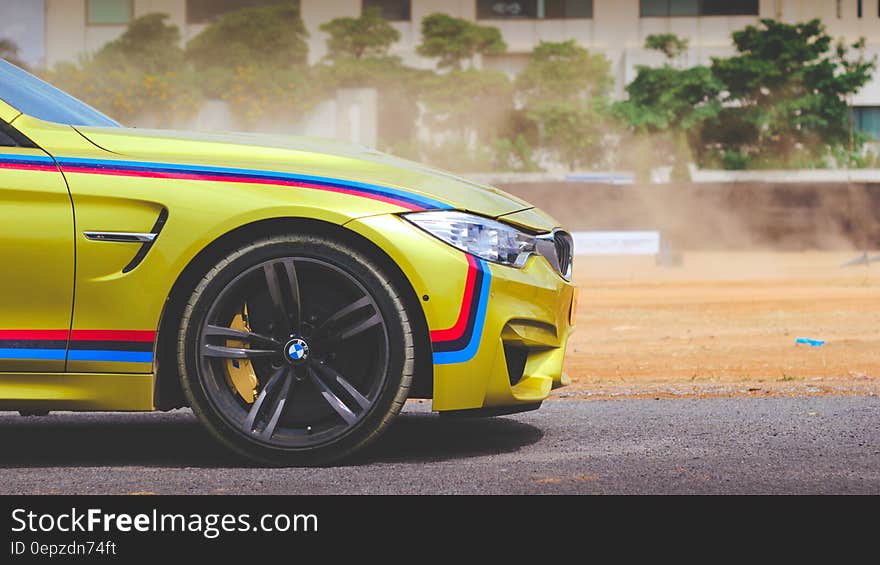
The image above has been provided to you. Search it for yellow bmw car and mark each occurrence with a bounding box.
[0,60,575,465]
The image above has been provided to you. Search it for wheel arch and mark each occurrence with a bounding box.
[153,216,433,410]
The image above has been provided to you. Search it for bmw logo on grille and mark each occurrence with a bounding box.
[284,338,309,364]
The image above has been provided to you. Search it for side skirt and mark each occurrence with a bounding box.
[0,373,154,411]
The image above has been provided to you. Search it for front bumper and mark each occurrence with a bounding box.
[347,214,575,412]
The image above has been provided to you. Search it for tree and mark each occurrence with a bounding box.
[518,40,613,101]
[416,69,513,171]
[319,7,400,60]
[645,33,689,62]
[416,13,505,69]
[316,56,427,151]
[316,9,418,152]
[708,18,875,168]
[516,41,614,171]
[221,65,319,129]
[94,13,184,74]
[420,68,512,142]
[0,38,28,70]
[46,13,201,127]
[614,35,722,179]
[186,4,309,71]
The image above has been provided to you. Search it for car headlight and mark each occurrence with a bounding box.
[403,211,536,268]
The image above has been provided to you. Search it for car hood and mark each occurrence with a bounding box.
[74,126,535,220]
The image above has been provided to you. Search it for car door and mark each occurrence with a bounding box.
[0,115,74,373]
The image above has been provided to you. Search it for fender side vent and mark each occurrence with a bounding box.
[122,208,168,273]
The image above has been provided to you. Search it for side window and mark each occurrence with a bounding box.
[0,122,17,147]
[0,120,35,148]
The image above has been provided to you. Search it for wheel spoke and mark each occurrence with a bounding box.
[202,344,278,359]
[318,312,383,348]
[204,325,280,348]
[264,262,293,335]
[243,367,292,438]
[308,367,357,425]
[314,296,371,335]
[281,259,302,334]
[314,361,371,410]
[259,370,294,440]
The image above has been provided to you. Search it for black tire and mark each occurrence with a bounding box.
[177,234,414,466]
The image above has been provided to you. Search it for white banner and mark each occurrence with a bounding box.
[571,231,661,256]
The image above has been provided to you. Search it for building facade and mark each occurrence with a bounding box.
[6,0,880,134]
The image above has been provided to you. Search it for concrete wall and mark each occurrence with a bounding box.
[496,180,880,250]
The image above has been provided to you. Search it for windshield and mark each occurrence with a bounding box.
[0,59,120,127]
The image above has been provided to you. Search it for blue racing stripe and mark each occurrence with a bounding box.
[0,153,55,165]
[0,348,67,361]
[67,350,154,363]
[432,259,492,365]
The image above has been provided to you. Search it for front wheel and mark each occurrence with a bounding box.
[177,234,414,466]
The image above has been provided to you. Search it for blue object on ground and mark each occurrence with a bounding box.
[796,337,825,347]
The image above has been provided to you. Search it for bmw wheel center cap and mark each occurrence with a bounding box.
[284,338,310,364]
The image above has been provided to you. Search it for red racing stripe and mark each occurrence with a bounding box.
[70,330,157,342]
[0,163,58,173]
[429,254,478,342]
[0,329,69,340]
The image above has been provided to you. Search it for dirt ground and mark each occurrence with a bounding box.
[558,252,880,399]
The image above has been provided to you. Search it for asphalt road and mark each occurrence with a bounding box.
[1,396,878,494]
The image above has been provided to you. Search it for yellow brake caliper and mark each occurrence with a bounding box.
[226,306,258,404]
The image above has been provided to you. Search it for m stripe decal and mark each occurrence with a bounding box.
[0,153,451,211]
[430,257,491,365]
[0,330,156,363]
[0,153,452,211]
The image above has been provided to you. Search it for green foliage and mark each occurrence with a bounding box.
[319,7,401,60]
[493,135,542,172]
[420,68,513,143]
[416,13,506,69]
[47,59,202,127]
[619,21,876,172]
[186,4,308,72]
[528,99,609,171]
[517,40,613,102]
[183,4,311,127]
[221,65,319,129]
[94,13,183,74]
[615,65,721,132]
[517,41,614,170]
[46,14,200,126]
[613,60,721,174]
[0,38,28,70]
[708,18,875,168]
[645,33,689,61]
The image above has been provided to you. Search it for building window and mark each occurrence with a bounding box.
[477,0,593,19]
[186,0,296,24]
[362,1,411,21]
[857,0,863,17]
[855,107,880,140]
[87,0,133,25]
[640,0,758,17]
